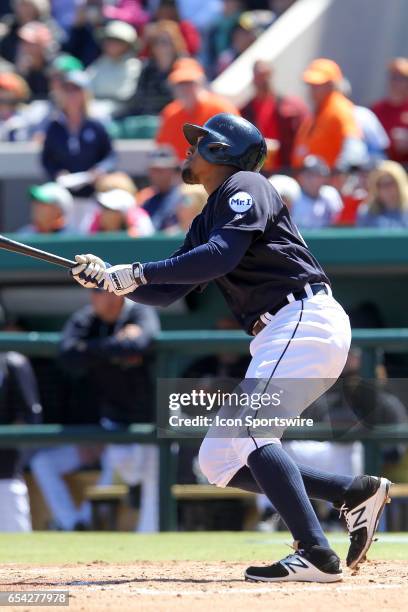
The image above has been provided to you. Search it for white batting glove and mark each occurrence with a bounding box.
[71,254,106,289]
[103,262,147,295]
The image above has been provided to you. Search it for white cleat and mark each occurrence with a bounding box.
[245,543,343,583]
[339,476,392,569]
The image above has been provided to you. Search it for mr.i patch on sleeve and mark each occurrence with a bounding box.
[228,192,253,213]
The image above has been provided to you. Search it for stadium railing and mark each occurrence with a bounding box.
[0,329,407,530]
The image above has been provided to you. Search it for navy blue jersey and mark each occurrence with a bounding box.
[131,171,329,334]
[185,171,329,332]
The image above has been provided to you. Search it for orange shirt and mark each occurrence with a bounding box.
[292,91,361,168]
[156,90,240,160]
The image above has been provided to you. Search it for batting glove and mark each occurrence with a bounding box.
[71,254,106,289]
[103,262,147,296]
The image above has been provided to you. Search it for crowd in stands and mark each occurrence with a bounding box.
[0,1,406,233]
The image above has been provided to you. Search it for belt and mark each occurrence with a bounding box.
[251,282,330,336]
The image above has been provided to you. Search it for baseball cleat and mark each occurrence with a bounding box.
[338,476,392,569]
[245,543,342,583]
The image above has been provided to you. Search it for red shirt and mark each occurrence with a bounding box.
[372,98,408,163]
[242,94,309,170]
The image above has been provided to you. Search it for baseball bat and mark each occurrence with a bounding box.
[0,234,76,269]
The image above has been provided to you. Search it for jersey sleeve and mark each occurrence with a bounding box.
[210,172,274,235]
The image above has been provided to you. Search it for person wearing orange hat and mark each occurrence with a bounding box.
[371,58,408,165]
[292,58,364,169]
[156,58,240,160]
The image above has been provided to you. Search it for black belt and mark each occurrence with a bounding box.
[251,283,329,336]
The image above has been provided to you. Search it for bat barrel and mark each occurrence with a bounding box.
[0,235,76,269]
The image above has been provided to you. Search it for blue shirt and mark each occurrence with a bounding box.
[41,114,116,197]
[357,205,408,228]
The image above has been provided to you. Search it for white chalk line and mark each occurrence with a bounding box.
[70,583,406,596]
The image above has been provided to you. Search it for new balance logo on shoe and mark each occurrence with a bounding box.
[282,556,309,573]
[350,505,367,529]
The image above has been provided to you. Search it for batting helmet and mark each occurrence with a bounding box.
[183,113,267,172]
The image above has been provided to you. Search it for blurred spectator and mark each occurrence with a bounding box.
[0,0,59,64]
[156,57,239,160]
[48,52,84,107]
[41,70,115,197]
[372,58,408,166]
[0,72,32,142]
[25,53,86,141]
[87,20,141,116]
[301,347,408,464]
[62,1,103,66]
[87,171,154,236]
[292,58,366,169]
[242,60,309,171]
[51,0,80,33]
[18,182,73,234]
[0,347,42,532]
[123,19,187,117]
[268,174,301,212]
[339,78,389,163]
[330,162,369,226]
[176,0,222,32]
[89,188,155,236]
[216,11,273,75]
[31,290,160,531]
[357,160,408,228]
[166,183,208,233]
[153,1,201,56]
[103,0,150,31]
[138,145,183,231]
[291,155,343,229]
[15,21,56,100]
[207,0,244,78]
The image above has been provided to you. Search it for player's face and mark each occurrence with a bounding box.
[181,138,207,185]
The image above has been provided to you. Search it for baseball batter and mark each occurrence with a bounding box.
[71,114,391,583]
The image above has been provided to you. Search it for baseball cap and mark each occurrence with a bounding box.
[388,57,408,78]
[303,58,343,85]
[148,146,180,168]
[52,54,84,74]
[29,183,73,215]
[299,155,330,176]
[62,70,90,90]
[96,189,135,213]
[168,58,205,85]
[103,20,138,47]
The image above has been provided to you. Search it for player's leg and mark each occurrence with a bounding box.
[30,445,87,530]
[199,434,342,582]
[228,461,353,502]
[102,444,159,532]
[243,294,389,573]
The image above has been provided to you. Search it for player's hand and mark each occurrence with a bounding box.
[103,263,146,295]
[71,254,106,289]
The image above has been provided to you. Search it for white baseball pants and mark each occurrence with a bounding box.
[198,292,352,487]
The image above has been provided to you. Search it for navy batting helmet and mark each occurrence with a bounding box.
[183,113,267,173]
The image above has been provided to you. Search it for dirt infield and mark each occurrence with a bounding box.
[1,560,407,612]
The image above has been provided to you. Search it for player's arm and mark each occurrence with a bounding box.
[71,229,252,297]
[71,232,200,306]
